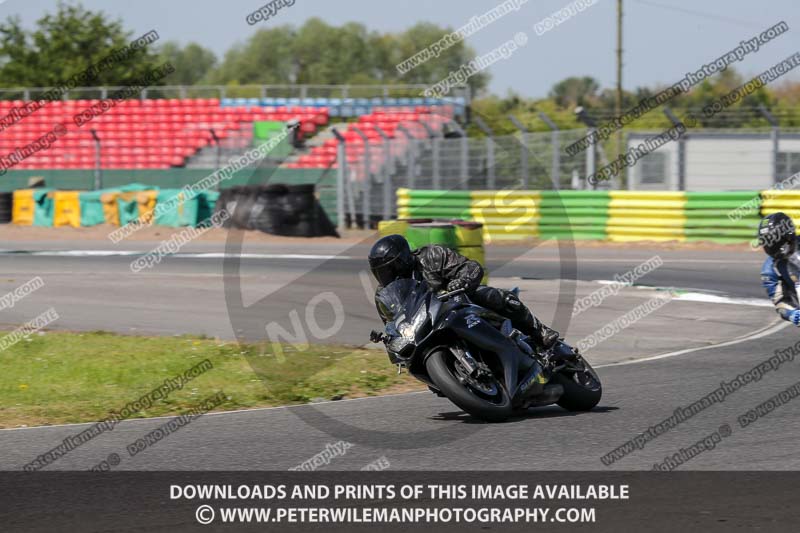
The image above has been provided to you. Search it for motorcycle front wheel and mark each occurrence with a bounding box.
[426,348,513,422]
[552,355,602,411]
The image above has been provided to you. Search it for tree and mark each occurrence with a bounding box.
[208,19,489,96]
[159,42,217,85]
[0,1,163,88]
[392,22,490,96]
[548,76,601,108]
[210,25,296,85]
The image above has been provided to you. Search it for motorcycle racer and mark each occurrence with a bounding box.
[368,234,560,349]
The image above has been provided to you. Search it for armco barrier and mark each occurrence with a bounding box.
[607,191,686,243]
[760,190,800,224]
[686,191,761,244]
[396,189,764,243]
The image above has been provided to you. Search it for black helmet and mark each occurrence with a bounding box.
[758,212,797,259]
[368,234,414,286]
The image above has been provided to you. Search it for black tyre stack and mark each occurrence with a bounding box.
[0,192,12,223]
[217,183,337,237]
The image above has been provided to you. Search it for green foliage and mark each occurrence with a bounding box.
[471,66,797,133]
[208,18,489,95]
[158,42,217,85]
[0,2,163,88]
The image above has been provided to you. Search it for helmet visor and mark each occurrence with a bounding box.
[369,252,412,286]
[764,237,797,259]
[371,263,400,287]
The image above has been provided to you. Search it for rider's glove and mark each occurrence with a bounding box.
[788,309,800,326]
[446,278,469,293]
[370,329,385,343]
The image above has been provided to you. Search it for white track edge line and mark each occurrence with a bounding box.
[595,319,789,369]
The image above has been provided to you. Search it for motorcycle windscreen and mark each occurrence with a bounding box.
[376,278,430,322]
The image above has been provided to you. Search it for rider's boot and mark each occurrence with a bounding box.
[504,294,560,350]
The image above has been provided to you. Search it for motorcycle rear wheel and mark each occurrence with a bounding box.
[426,349,513,422]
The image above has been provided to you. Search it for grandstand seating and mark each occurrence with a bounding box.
[220,96,467,118]
[0,96,460,172]
[0,98,329,170]
[284,105,454,177]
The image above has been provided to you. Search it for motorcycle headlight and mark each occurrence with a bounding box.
[387,310,426,356]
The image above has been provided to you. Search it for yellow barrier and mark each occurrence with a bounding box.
[378,219,409,236]
[101,191,138,226]
[136,190,159,224]
[52,191,81,228]
[12,189,35,225]
[471,196,539,242]
[606,191,687,242]
[760,191,800,234]
[607,225,685,242]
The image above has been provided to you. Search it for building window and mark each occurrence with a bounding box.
[778,152,800,180]
[638,151,668,184]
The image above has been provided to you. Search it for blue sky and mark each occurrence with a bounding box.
[4,0,800,98]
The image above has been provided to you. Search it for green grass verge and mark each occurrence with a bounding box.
[0,331,421,428]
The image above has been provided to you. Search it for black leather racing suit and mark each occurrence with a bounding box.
[375,244,560,348]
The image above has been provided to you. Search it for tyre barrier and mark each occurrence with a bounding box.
[0,192,14,224]
[395,188,771,243]
[8,182,337,237]
[216,184,338,237]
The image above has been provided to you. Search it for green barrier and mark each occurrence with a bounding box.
[80,189,112,226]
[538,216,609,226]
[395,189,763,243]
[32,189,54,227]
[117,194,139,226]
[253,121,286,139]
[153,189,199,227]
[683,218,759,228]
[79,184,154,227]
[538,207,603,217]
[403,189,472,199]
[197,191,219,223]
[406,223,458,250]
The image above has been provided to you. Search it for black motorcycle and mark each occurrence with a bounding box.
[371,278,602,422]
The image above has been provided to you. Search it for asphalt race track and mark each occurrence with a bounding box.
[1,240,798,471]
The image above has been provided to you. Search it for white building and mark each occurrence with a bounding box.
[625,130,800,191]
